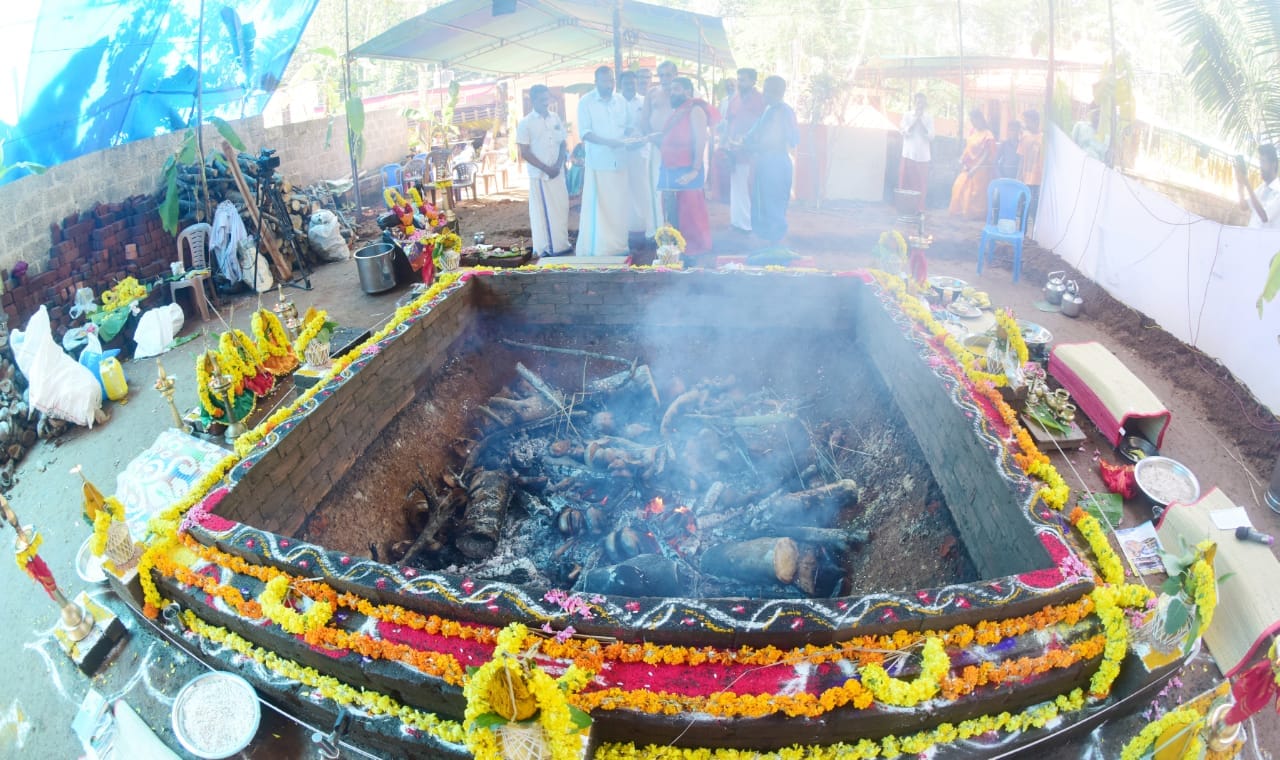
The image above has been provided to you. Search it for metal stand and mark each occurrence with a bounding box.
[254,149,312,292]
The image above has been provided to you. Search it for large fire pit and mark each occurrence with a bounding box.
[135,267,1182,758]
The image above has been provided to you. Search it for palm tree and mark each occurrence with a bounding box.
[1157,0,1280,150]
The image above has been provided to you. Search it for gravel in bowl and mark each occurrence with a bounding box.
[171,672,261,759]
[1134,456,1201,507]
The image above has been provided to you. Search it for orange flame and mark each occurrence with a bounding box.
[642,497,665,517]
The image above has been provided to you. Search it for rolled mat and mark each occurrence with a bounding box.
[1157,487,1280,676]
[1048,341,1171,447]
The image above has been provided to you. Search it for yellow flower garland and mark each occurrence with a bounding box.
[258,575,334,635]
[218,331,256,383]
[90,496,126,557]
[100,276,147,309]
[463,623,592,760]
[595,688,1087,760]
[195,351,224,418]
[993,308,1030,366]
[857,637,949,706]
[292,309,328,356]
[15,530,42,569]
[181,610,467,743]
[1119,707,1203,760]
[1070,508,1125,585]
[655,225,686,252]
[1188,541,1218,637]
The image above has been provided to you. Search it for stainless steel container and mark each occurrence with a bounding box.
[354,242,397,294]
[1061,280,1083,317]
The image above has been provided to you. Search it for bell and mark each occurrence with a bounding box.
[1043,270,1067,305]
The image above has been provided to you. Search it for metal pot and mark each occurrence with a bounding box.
[1044,270,1067,305]
[1061,280,1083,318]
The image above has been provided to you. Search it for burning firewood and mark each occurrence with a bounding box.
[701,537,800,586]
[743,479,860,531]
[580,554,690,597]
[456,469,513,559]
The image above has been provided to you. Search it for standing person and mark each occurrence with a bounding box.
[516,84,571,257]
[898,92,934,213]
[743,75,799,244]
[575,66,632,257]
[619,71,657,240]
[949,108,996,220]
[1018,109,1044,230]
[996,120,1022,179]
[635,68,653,97]
[659,76,715,259]
[724,68,765,234]
[1237,144,1280,228]
[643,61,679,226]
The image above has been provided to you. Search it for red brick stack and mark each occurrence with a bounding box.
[2,196,175,335]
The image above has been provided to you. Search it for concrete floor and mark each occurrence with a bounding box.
[0,200,1275,759]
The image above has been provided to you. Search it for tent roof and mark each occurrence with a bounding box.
[861,55,1103,80]
[351,0,734,76]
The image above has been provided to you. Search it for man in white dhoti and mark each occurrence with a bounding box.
[517,85,572,256]
[576,66,632,257]
[619,71,657,240]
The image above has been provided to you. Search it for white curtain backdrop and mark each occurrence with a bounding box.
[1035,124,1280,412]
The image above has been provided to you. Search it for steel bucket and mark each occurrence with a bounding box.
[354,242,397,294]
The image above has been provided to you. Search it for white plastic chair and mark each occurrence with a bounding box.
[171,223,217,321]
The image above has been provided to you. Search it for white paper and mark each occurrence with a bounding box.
[1209,506,1252,531]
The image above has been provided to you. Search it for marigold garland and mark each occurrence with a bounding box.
[857,636,949,706]
[993,308,1030,366]
[258,575,334,635]
[463,623,592,760]
[594,688,1088,760]
[217,331,256,385]
[1119,707,1204,760]
[181,610,468,744]
[1070,507,1126,584]
[1188,541,1218,637]
[195,351,224,418]
[251,309,292,357]
[655,225,686,252]
[293,309,329,357]
[89,496,126,557]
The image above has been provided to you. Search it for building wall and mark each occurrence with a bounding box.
[0,109,409,278]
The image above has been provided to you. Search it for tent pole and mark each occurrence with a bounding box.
[1045,0,1055,130]
[343,0,362,209]
[957,0,965,140]
[613,0,623,73]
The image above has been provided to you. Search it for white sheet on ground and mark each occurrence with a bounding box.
[10,306,103,427]
[132,303,185,359]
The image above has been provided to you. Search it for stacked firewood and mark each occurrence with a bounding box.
[394,344,868,600]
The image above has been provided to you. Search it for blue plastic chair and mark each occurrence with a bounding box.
[977,178,1032,282]
[380,163,404,194]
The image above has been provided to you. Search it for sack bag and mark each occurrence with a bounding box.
[237,238,275,293]
[657,166,705,192]
[308,209,350,262]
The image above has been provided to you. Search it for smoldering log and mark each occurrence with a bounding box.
[745,479,860,530]
[756,526,870,549]
[515,362,566,410]
[701,537,800,586]
[402,488,466,565]
[456,469,513,559]
[587,364,661,408]
[580,554,691,597]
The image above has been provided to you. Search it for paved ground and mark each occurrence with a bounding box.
[0,193,1275,759]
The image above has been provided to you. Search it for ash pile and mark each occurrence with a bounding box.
[398,346,871,600]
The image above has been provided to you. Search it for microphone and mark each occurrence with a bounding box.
[1235,525,1276,546]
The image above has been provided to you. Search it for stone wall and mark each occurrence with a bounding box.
[0,107,409,279]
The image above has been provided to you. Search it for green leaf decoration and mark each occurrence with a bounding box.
[1160,576,1183,595]
[1258,250,1280,317]
[160,170,180,235]
[1163,596,1190,636]
[209,116,246,152]
[1078,492,1123,527]
[177,130,197,165]
[471,712,507,731]
[567,705,593,730]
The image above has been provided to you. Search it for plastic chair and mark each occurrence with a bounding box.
[477,151,500,195]
[453,161,478,202]
[977,178,1032,282]
[380,163,404,193]
[171,223,217,321]
[402,155,427,187]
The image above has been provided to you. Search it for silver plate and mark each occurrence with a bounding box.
[171,672,261,759]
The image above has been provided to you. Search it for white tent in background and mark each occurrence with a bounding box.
[822,105,898,202]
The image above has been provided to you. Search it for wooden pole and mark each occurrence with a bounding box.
[957,0,965,140]
[344,0,363,208]
[223,140,292,279]
[613,0,623,75]
[1045,0,1055,130]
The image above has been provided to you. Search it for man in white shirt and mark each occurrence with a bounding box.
[898,92,934,213]
[1237,145,1280,228]
[575,66,632,257]
[517,85,571,256]
[619,71,657,241]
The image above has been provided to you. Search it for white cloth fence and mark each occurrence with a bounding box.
[1035,124,1280,412]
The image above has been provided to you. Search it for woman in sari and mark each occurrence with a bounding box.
[949,109,996,220]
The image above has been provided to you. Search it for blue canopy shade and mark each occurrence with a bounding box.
[352,0,734,76]
[0,0,319,184]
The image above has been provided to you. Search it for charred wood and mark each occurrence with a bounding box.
[456,469,513,559]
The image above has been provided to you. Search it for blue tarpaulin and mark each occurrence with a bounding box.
[0,0,319,184]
